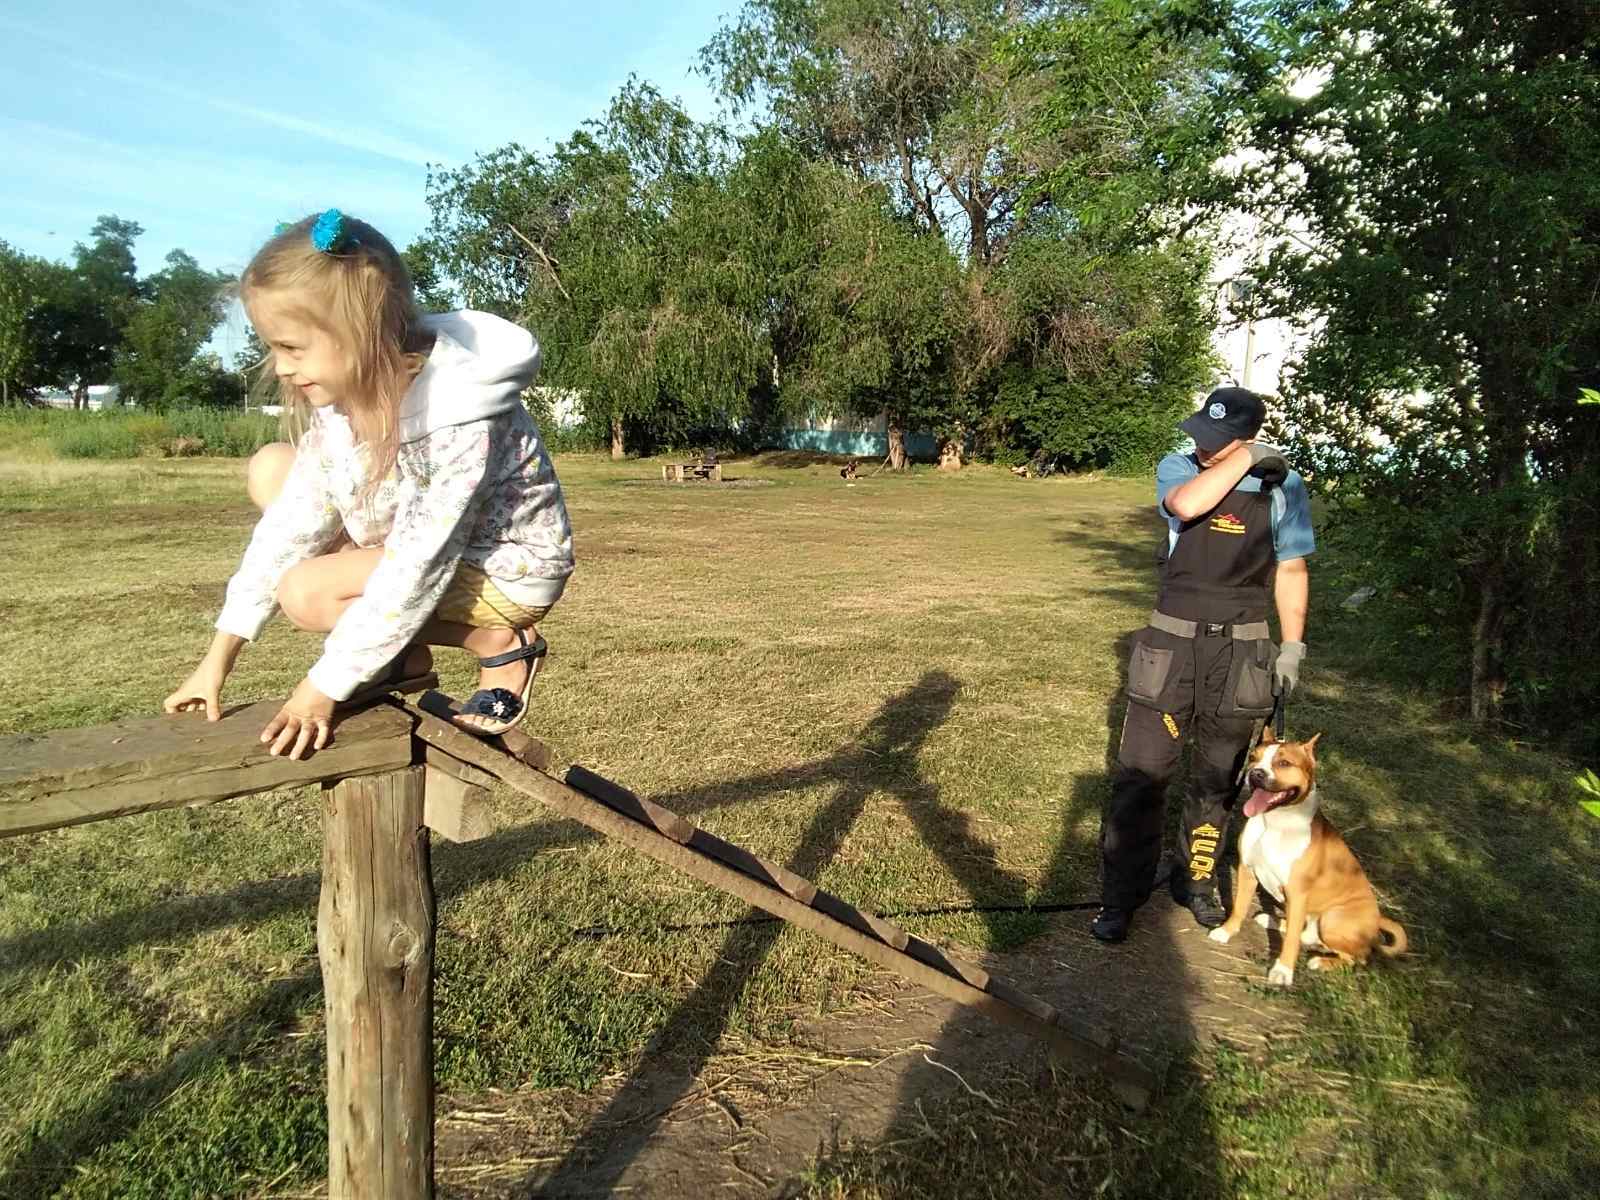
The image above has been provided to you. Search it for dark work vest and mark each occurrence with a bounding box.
[1157,465,1276,624]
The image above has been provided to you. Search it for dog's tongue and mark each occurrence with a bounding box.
[1244,788,1283,818]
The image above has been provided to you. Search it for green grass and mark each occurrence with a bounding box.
[1,451,1597,1198]
[0,406,279,462]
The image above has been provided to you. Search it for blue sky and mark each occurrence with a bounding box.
[1,0,732,363]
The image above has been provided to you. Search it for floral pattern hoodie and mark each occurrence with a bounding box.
[216,311,575,700]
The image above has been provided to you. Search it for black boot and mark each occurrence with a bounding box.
[1090,906,1132,942]
[1173,880,1226,929]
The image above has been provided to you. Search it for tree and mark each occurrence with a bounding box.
[8,256,87,400]
[704,0,1052,266]
[62,216,144,407]
[1211,0,1600,729]
[0,241,47,405]
[781,169,964,468]
[707,0,1221,470]
[113,250,232,410]
[425,81,771,458]
[401,240,456,312]
[978,220,1216,472]
[1000,0,1230,242]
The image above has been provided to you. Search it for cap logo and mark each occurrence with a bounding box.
[1208,402,1227,419]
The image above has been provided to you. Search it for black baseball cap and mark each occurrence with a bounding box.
[1180,387,1267,452]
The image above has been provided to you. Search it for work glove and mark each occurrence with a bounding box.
[1275,640,1306,699]
[1246,441,1289,486]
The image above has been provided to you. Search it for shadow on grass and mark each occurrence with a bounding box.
[1253,671,1600,1195]
[749,449,862,471]
[0,971,325,1198]
[528,637,1233,1197]
[13,657,1595,1195]
[2,672,989,1194]
[529,670,972,1194]
[1051,524,1163,577]
[795,629,1232,1200]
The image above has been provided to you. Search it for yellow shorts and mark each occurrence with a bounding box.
[433,562,553,629]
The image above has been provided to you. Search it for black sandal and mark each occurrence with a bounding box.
[453,631,548,736]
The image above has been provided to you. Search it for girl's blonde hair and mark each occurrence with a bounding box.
[240,213,432,496]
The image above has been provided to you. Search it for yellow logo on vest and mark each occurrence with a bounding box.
[1210,511,1246,535]
[1162,712,1180,739]
[1189,823,1221,880]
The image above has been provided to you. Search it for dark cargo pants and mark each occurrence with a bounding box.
[1100,625,1277,910]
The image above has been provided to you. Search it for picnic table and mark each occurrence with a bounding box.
[663,454,722,482]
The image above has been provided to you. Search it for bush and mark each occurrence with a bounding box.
[979,365,1190,476]
[50,417,146,459]
[1319,466,1600,757]
[0,408,280,460]
[168,409,280,457]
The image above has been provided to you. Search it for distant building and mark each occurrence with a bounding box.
[771,410,938,459]
[39,384,122,410]
[527,386,584,429]
[1204,67,1330,406]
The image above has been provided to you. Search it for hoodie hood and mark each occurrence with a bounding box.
[398,310,540,441]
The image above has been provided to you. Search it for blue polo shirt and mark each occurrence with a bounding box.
[1155,452,1316,562]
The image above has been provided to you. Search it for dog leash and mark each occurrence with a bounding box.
[1233,691,1286,793]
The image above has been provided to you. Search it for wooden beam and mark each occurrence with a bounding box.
[421,746,498,791]
[0,700,415,838]
[407,703,1161,1107]
[319,767,435,1200]
[422,765,496,843]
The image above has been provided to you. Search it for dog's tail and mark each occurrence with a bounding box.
[1375,916,1408,958]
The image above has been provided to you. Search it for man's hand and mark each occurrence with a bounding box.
[1275,640,1306,698]
[1247,442,1289,485]
[260,678,338,760]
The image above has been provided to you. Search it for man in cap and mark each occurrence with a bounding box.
[1091,387,1315,942]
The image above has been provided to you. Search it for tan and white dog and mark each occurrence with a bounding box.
[1208,729,1407,985]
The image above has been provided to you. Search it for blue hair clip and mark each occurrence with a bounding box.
[310,208,355,254]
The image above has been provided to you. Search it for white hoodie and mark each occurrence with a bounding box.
[216,311,576,700]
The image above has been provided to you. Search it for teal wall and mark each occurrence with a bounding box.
[772,427,940,459]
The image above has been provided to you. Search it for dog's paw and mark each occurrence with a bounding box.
[1254,912,1280,931]
[1208,926,1234,944]
[1267,962,1295,987]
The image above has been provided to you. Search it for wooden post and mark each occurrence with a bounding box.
[318,766,435,1199]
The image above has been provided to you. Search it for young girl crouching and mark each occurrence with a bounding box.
[164,209,574,759]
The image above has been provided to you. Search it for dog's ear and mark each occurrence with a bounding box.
[1260,725,1277,745]
[1303,732,1321,759]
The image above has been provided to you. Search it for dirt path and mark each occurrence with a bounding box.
[427,903,1290,1199]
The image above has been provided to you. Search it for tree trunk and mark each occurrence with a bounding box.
[1468,373,1525,726]
[74,381,88,411]
[938,425,965,472]
[887,420,908,471]
[1469,565,1508,724]
[610,415,625,460]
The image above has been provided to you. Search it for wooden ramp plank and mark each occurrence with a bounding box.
[406,698,1160,1107]
[0,700,416,838]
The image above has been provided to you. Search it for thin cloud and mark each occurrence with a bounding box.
[83,60,444,167]
[0,15,444,168]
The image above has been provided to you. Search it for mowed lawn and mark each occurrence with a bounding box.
[1,451,1596,1199]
